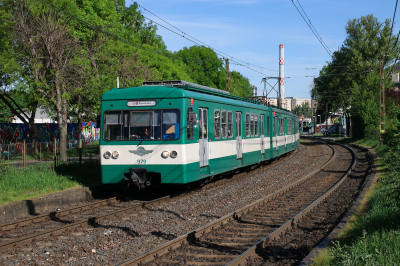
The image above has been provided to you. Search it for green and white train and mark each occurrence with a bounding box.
[100,80,300,188]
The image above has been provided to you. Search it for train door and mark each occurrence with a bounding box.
[199,108,209,167]
[285,117,287,148]
[275,116,278,151]
[260,115,265,154]
[236,112,243,159]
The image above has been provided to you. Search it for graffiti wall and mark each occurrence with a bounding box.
[0,123,100,144]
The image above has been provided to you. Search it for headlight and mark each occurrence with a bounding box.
[161,150,169,158]
[112,151,119,159]
[104,151,111,159]
[170,150,178,158]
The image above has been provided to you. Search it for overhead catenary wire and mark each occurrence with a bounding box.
[138,3,278,73]
[387,0,399,55]
[296,0,332,55]
[291,0,331,56]
[37,0,275,84]
[33,0,244,66]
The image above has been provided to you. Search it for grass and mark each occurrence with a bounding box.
[312,137,400,266]
[0,160,101,206]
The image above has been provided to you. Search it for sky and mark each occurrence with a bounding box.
[127,0,399,99]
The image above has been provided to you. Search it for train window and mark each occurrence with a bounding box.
[221,110,227,139]
[246,113,250,137]
[103,111,123,140]
[203,109,208,138]
[288,119,292,134]
[267,116,270,136]
[255,115,259,136]
[103,109,180,141]
[214,110,221,139]
[187,108,194,140]
[279,118,284,135]
[228,111,233,138]
[250,114,254,137]
[162,110,180,140]
[282,118,285,135]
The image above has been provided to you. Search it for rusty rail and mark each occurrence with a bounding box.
[0,195,172,253]
[118,140,338,266]
[227,141,356,266]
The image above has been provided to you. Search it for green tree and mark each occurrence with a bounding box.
[312,15,399,138]
[292,102,312,118]
[230,71,254,97]
[176,46,225,89]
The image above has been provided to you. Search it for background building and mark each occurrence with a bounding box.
[258,97,317,112]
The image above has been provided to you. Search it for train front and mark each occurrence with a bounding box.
[99,85,190,189]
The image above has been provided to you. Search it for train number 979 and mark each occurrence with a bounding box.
[137,159,146,164]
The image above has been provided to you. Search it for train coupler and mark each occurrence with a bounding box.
[124,168,149,189]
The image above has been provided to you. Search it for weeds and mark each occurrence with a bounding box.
[320,141,400,265]
[0,160,101,205]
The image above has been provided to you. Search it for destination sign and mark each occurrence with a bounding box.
[127,100,157,107]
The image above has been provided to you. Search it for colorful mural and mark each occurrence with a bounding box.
[0,123,100,145]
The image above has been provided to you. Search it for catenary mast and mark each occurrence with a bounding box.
[279,44,285,106]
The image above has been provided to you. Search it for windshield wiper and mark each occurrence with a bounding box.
[137,127,154,147]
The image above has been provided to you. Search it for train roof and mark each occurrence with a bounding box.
[102,80,295,115]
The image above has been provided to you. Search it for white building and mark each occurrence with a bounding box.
[11,107,56,123]
[257,97,318,112]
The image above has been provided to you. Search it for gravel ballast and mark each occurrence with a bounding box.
[0,141,331,265]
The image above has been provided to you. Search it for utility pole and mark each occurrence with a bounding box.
[379,54,385,146]
[225,58,230,93]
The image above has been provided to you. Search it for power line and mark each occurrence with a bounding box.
[291,0,331,56]
[34,0,234,65]
[138,3,278,73]
[287,68,379,79]
[296,0,332,55]
[35,0,272,85]
[35,0,184,61]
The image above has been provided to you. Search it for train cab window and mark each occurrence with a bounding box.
[103,109,180,141]
[162,110,180,140]
[228,111,233,138]
[221,110,227,139]
[255,115,259,136]
[103,111,123,141]
[214,110,221,139]
[246,113,250,137]
[267,116,270,136]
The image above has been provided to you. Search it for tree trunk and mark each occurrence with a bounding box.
[28,103,38,154]
[57,98,68,163]
[78,110,82,165]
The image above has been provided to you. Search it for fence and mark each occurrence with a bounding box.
[0,139,99,169]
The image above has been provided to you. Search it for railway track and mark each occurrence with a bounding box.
[119,140,357,266]
[0,191,174,253]
[0,147,299,254]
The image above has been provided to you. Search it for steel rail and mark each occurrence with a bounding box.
[227,141,356,266]
[118,140,337,266]
[0,195,171,253]
[0,145,299,254]
[0,194,130,232]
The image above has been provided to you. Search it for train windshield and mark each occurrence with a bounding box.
[103,109,180,141]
